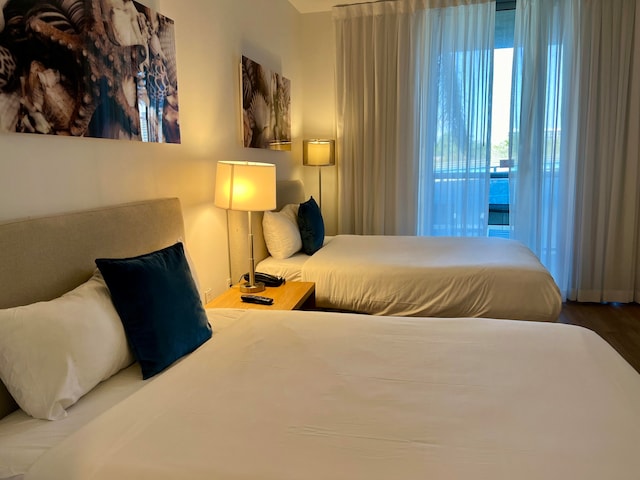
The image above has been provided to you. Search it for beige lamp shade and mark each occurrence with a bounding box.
[303,140,335,167]
[214,161,276,211]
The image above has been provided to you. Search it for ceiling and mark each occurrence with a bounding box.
[288,0,365,14]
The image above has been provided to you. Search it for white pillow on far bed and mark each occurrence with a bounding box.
[262,203,302,259]
[0,271,134,421]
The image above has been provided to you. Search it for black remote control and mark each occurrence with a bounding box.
[241,294,274,305]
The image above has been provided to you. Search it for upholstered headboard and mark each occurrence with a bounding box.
[0,198,185,419]
[228,179,305,283]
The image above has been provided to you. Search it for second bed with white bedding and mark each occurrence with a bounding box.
[258,235,562,321]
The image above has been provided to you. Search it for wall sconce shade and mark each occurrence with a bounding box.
[214,161,276,293]
[303,140,335,167]
[215,161,276,211]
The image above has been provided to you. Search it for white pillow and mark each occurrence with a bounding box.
[262,203,302,260]
[0,271,134,420]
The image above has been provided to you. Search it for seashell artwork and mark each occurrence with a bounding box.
[0,0,180,143]
[0,45,16,90]
[0,90,20,131]
[241,55,291,150]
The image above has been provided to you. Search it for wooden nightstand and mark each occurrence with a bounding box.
[205,281,315,311]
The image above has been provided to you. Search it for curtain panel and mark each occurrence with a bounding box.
[334,1,422,235]
[509,0,581,300]
[571,0,640,302]
[334,0,496,236]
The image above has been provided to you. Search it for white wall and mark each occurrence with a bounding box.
[0,0,304,298]
[297,11,338,234]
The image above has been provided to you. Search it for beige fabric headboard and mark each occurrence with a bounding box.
[228,179,305,283]
[0,198,185,419]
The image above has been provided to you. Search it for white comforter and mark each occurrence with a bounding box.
[259,235,562,320]
[25,309,640,480]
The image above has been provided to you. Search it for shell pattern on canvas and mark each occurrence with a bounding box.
[0,45,16,91]
[25,0,87,35]
[0,90,20,131]
[19,60,75,133]
[156,14,177,91]
[102,0,146,47]
[37,64,74,130]
[0,0,180,141]
[241,55,291,149]
[249,92,271,147]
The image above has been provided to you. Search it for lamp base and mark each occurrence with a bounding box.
[240,282,265,293]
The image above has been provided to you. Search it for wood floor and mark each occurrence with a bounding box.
[558,301,640,373]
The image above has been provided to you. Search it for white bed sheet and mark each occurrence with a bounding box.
[0,364,144,480]
[257,252,308,281]
[24,308,640,480]
[0,311,238,480]
[258,235,562,320]
[255,236,335,282]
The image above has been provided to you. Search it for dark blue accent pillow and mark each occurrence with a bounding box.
[96,242,212,379]
[298,196,325,255]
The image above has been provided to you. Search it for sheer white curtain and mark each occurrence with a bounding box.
[510,0,639,301]
[416,2,495,236]
[334,0,495,236]
[509,0,580,299]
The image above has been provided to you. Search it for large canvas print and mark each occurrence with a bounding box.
[241,55,291,150]
[0,0,180,143]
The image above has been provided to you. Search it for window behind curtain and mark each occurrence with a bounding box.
[488,6,515,238]
[416,2,496,237]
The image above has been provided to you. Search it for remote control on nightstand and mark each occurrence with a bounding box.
[241,294,274,305]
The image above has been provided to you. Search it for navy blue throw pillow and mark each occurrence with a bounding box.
[298,196,325,255]
[96,243,211,379]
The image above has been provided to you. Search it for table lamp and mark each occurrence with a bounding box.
[215,161,276,293]
[303,139,335,209]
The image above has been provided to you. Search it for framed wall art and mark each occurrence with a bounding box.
[0,0,180,143]
[241,55,291,150]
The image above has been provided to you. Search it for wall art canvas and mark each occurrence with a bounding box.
[0,0,180,143]
[241,55,291,150]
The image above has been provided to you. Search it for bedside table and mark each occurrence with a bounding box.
[205,281,315,311]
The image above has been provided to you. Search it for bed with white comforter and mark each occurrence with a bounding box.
[258,235,562,321]
[4,308,639,480]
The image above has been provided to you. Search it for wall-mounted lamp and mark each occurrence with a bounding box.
[214,161,276,293]
[303,139,335,209]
